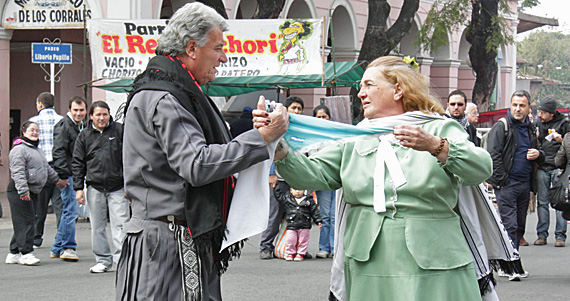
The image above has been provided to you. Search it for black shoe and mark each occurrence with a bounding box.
[259,250,273,260]
[304,252,312,259]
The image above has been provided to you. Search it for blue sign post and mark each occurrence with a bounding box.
[31,42,73,95]
[32,43,73,64]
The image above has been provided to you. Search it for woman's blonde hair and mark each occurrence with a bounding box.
[367,56,444,114]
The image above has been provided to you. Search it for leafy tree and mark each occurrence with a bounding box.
[358,0,420,63]
[199,0,286,19]
[419,0,539,111]
[518,31,570,107]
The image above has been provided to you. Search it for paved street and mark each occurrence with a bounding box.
[0,192,569,300]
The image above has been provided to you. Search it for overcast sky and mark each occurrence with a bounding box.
[521,0,570,35]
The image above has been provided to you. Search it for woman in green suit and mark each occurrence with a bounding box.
[257,56,492,300]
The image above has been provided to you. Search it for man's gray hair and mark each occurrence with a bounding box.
[155,2,228,57]
[466,102,477,114]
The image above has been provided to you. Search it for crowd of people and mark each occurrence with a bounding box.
[4,2,570,301]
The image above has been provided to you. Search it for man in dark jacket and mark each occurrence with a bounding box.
[446,90,480,146]
[487,90,544,281]
[73,101,130,274]
[50,96,86,261]
[534,96,570,247]
[229,106,253,138]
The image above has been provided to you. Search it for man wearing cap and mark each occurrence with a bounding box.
[534,96,570,247]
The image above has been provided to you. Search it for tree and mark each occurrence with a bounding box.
[419,0,539,111]
[198,0,286,19]
[358,0,420,64]
[518,31,570,107]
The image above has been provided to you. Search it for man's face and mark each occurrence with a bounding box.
[538,110,554,123]
[287,102,303,114]
[466,106,479,124]
[510,96,531,122]
[90,107,110,131]
[192,27,228,85]
[447,95,466,118]
[69,102,87,124]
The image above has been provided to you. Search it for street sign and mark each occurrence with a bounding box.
[31,43,72,64]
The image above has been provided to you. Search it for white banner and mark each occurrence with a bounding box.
[87,18,323,80]
[2,0,91,29]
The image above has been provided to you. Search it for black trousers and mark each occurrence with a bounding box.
[495,180,530,250]
[34,180,62,246]
[7,188,38,255]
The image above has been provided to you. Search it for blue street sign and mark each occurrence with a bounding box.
[32,43,72,64]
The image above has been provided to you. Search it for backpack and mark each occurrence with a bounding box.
[481,117,508,151]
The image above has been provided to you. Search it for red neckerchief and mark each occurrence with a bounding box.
[166,55,203,93]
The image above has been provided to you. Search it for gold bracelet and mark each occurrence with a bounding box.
[431,137,447,157]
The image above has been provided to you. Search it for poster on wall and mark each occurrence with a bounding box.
[87,18,324,80]
[2,0,92,29]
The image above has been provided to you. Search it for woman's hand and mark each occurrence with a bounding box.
[20,194,30,201]
[394,125,449,163]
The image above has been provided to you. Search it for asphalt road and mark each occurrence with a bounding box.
[0,192,569,300]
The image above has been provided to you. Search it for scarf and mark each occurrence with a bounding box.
[127,55,240,274]
[445,108,471,131]
[20,136,40,147]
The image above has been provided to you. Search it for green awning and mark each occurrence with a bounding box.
[91,61,365,97]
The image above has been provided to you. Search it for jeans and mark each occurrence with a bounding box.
[260,181,289,252]
[34,180,62,246]
[8,190,37,255]
[536,169,568,240]
[51,177,79,254]
[317,190,335,253]
[495,180,530,250]
[86,186,130,267]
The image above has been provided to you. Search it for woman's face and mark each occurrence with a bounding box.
[315,109,330,120]
[23,123,39,141]
[357,68,403,119]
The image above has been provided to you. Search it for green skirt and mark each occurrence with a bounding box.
[344,217,481,301]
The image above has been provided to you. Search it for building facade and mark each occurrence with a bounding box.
[0,0,519,191]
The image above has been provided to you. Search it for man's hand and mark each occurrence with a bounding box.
[269,174,278,188]
[553,132,563,143]
[20,194,30,201]
[76,190,85,205]
[527,148,540,161]
[56,179,68,189]
[253,96,289,144]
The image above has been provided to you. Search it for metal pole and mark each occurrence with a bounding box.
[50,63,55,95]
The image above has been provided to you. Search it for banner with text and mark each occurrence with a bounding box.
[3,0,91,29]
[87,18,323,80]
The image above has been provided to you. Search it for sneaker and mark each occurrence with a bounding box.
[534,237,547,245]
[19,253,40,265]
[555,238,565,247]
[90,263,109,273]
[316,250,331,258]
[304,252,312,259]
[294,254,304,261]
[60,249,79,261]
[32,245,40,249]
[497,269,508,277]
[520,271,529,278]
[259,250,273,260]
[508,273,521,281]
[5,253,21,264]
[50,251,60,258]
[285,254,295,261]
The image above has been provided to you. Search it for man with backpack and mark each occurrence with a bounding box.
[533,96,570,247]
[486,90,544,281]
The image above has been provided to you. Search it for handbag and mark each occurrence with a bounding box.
[273,219,288,259]
[549,168,570,211]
